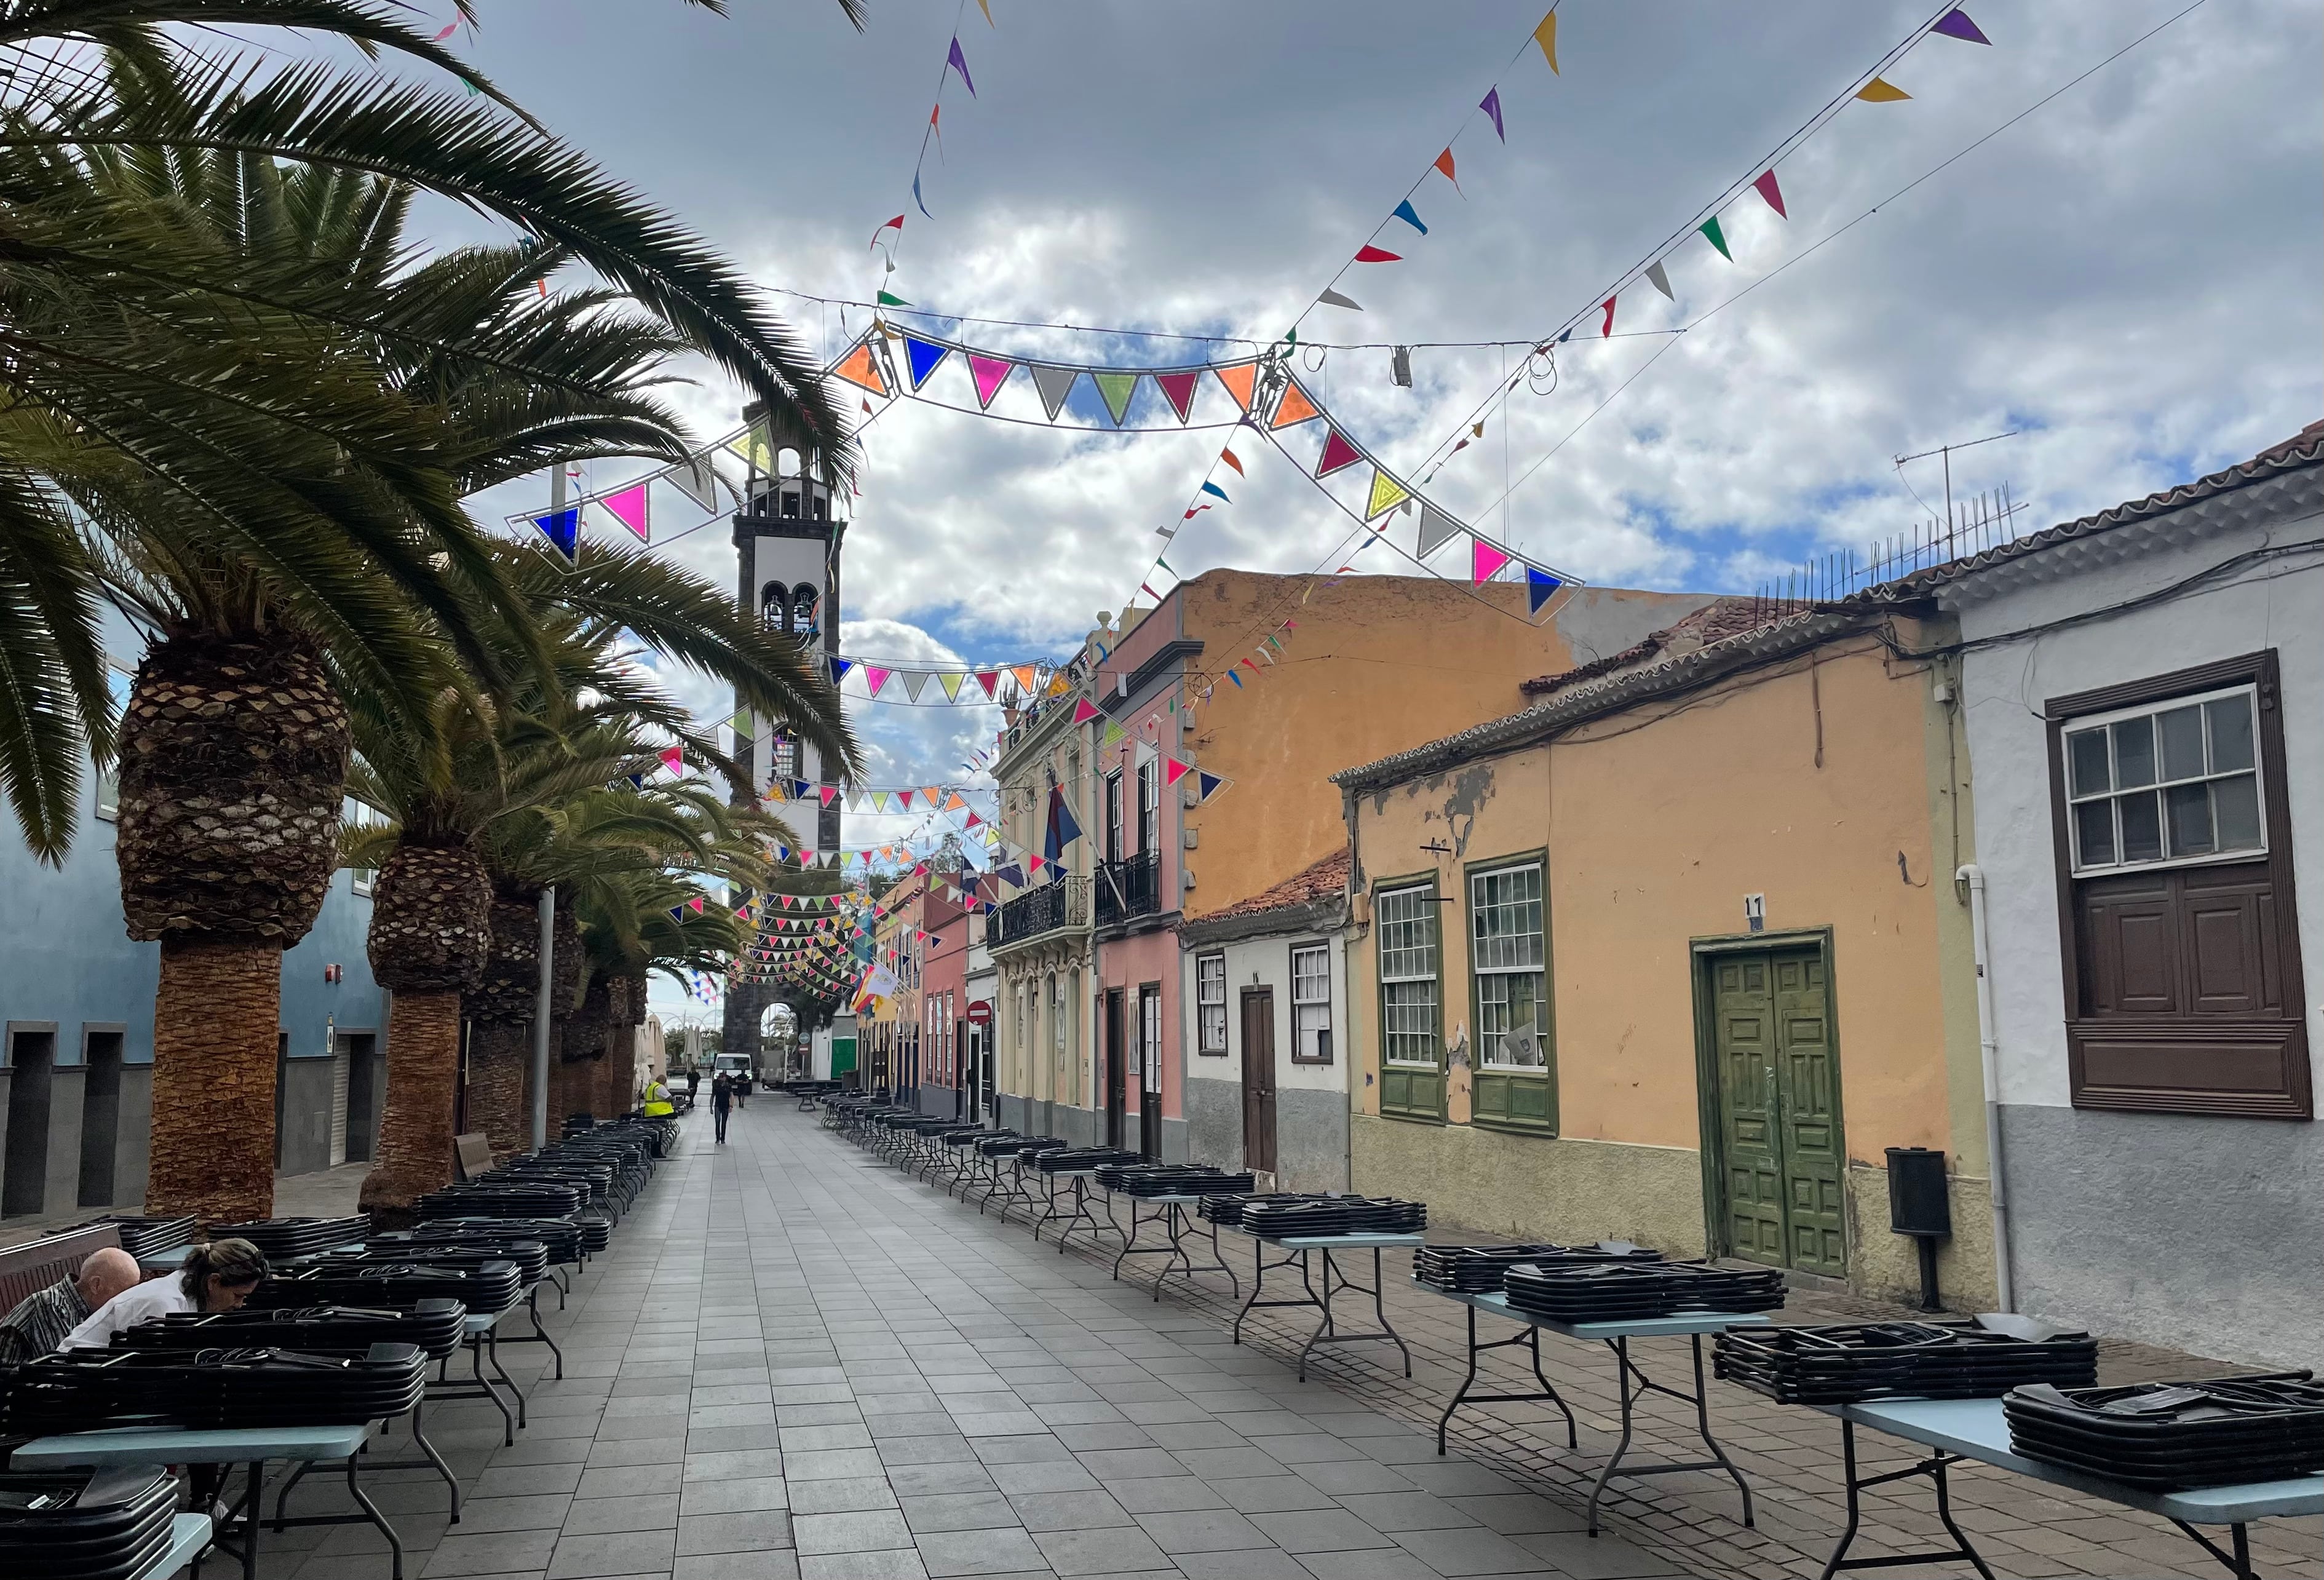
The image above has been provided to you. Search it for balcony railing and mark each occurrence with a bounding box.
[991,876,1089,950]
[1094,852,1161,928]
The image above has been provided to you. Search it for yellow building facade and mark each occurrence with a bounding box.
[1335,607,1997,1308]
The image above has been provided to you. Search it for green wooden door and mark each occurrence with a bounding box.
[1707,946,1846,1277]
[1773,951,1846,1277]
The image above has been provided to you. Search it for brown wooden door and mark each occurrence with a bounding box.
[1103,990,1125,1149]
[1240,988,1277,1175]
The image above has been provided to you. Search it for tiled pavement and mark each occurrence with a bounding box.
[244,1105,2318,1580]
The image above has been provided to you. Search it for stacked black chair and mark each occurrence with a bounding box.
[252,1257,523,1316]
[402,1218,585,1268]
[1502,1262,1683,1322]
[1091,1164,1258,1196]
[1230,1194,1429,1237]
[4,1343,428,1433]
[2003,1373,2324,1489]
[207,1217,371,1260]
[415,1180,585,1221]
[1031,1147,1143,1172]
[0,1467,178,1580]
[113,1300,466,1359]
[1414,1243,1660,1293]
[39,1217,197,1260]
[1716,1317,2095,1404]
[304,1240,549,1286]
[1662,1263,1788,1314]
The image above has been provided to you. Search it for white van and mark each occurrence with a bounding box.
[712,1052,754,1094]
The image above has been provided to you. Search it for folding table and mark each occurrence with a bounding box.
[14,1421,402,1580]
[1232,1231,1424,1382]
[427,1308,527,1445]
[1109,1194,1239,1301]
[1029,1169,1118,1253]
[1814,1396,2324,1580]
[1422,1286,1765,1536]
[142,1512,215,1580]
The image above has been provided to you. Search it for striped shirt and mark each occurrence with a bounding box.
[0,1277,91,1364]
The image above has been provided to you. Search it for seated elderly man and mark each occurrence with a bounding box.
[0,1247,141,1364]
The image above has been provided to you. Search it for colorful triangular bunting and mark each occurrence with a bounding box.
[1154,370,1199,423]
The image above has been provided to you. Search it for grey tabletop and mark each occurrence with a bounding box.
[145,1513,215,1580]
[1443,1288,1774,1339]
[1827,1397,2324,1525]
[13,1421,372,1465]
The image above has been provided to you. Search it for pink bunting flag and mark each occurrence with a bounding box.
[688,897,705,914]
[603,483,649,542]
[1071,697,1101,725]
[818,785,839,808]
[1153,370,1200,423]
[1315,429,1363,478]
[1753,169,1788,219]
[863,665,892,697]
[968,354,1014,409]
[1473,538,1512,582]
[659,746,683,774]
[1164,758,1192,787]
[1480,86,1505,142]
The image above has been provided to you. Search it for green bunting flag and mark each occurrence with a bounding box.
[1700,216,1732,261]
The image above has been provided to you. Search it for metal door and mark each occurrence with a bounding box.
[1103,990,1125,1149]
[1240,988,1277,1175]
[1707,947,1846,1277]
[327,1038,351,1167]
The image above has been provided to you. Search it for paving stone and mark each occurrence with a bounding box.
[558,1492,681,1536]
[680,1476,792,1515]
[676,1510,797,1555]
[911,1525,1049,1578]
[542,1528,679,1579]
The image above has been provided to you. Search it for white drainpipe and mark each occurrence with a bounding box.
[1957,863,2015,1313]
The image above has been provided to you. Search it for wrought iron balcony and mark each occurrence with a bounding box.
[990,876,1089,951]
[1094,852,1162,928]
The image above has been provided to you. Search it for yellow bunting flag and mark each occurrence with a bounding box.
[1533,9,1558,74]
[726,424,774,472]
[1365,468,1413,520]
[1857,76,1911,101]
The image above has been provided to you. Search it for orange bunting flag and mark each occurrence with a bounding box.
[833,341,888,397]
[1220,448,1244,476]
[1434,148,1460,191]
[1212,360,1259,411]
[1533,9,1559,74]
[1270,380,1322,430]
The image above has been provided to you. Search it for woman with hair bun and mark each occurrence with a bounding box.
[60,1237,270,1349]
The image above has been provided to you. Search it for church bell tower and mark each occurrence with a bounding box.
[723,402,846,1067]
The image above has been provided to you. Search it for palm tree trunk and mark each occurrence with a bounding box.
[145,936,284,1222]
[466,1018,531,1159]
[359,989,462,1223]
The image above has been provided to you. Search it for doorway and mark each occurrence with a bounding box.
[1137,985,1163,1161]
[4,1025,57,1216]
[77,1028,125,1207]
[343,1033,381,1163]
[1696,939,1846,1279]
[1240,988,1277,1177]
[1102,990,1125,1149]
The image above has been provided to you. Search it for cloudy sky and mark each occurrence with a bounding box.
[411,0,2315,1025]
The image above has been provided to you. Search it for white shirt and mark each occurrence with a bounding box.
[61,1274,196,1349]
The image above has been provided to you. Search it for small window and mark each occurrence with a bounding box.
[759,581,790,630]
[1137,763,1157,855]
[2063,685,2264,876]
[343,796,381,896]
[1291,944,1331,1063]
[1471,863,1547,1068]
[1104,771,1124,863]
[1377,886,1439,1068]
[1197,954,1227,1054]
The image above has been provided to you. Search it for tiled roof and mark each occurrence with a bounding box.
[1336,422,2324,793]
[1520,597,1778,696]
[1201,847,1350,923]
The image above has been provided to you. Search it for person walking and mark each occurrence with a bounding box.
[711,1070,733,1144]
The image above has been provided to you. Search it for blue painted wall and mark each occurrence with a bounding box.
[0,629,386,1207]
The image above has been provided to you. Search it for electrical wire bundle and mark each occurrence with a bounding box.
[110,1301,467,1360]
[252,1257,522,1315]
[2003,1373,2324,1489]
[0,1468,179,1580]
[3,1343,428,1433]
[39,1217,196,1260]
[205,1217,371,1260]
[1716,1317,2095,1405]
[1414,1242,1663,1293]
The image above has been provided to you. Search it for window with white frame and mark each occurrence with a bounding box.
[1471,863,1547,1068]
[94,663,133,820]
[2064,685,2264,875]
[1377,886,1439,1067]
[1197,953,1227,1054]
[1291,944,1331,1063]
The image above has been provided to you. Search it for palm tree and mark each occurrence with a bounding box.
[2,7,860,859]
[571,871,756,1119]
